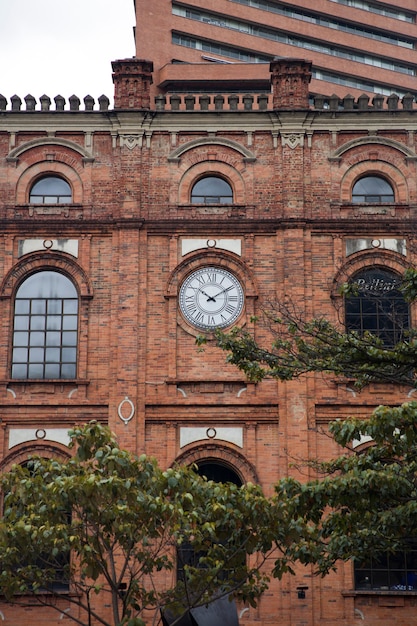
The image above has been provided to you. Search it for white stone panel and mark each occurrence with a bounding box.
[180,426,243,448]
[18,239,79,257]
[181,238,241,256]
[9,428,71,449]
[345,238,406,257]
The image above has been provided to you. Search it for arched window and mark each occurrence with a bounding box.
[29,176,72,204]
[196,461,242,486]
[191,176,233,204]
[12,271,78,379]
[352,176,394,203]
[177,461,242,580]
[345,268,409,345]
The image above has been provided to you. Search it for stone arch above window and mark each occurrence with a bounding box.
[170,138,254,206]
[352,175,394,203]
[168,137,256,163]
[340,162,407,204]
[191,175,233,204]
[0,442,70,472]
[334,249,408,286]
[329,136,417,161]
[7,137,94,163]
[29,175,72,204]
[175,443,258,484]
[0,253,93,300]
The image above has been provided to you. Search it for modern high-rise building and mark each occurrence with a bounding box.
[135,0,417,99]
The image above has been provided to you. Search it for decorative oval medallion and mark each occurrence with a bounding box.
[117,396,135,425]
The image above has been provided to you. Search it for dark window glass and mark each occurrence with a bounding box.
[12,272,78,379]
[191,177,233,204]
[352,176,394,203]
[29,176,72,204]
[177,462,242,580]
[345,269,409,345]
[355,543,417,591]
[197,461,242,485]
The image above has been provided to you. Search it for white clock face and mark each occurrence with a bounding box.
[179,266,244,330]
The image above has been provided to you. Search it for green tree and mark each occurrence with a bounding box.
[270,401,417,577]
[202,269,417,576]
[209,299,417,388]
[0,422,277,626]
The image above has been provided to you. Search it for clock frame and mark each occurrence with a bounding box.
[179,266,244,330]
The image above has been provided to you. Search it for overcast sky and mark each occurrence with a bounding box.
[0,0,136,106]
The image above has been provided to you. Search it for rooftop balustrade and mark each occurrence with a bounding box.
[0,91,415,113]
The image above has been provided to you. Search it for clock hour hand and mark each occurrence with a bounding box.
[200,289,216,302]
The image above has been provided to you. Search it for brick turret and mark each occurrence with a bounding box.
[112,58,153,109]
[270,58,312,109]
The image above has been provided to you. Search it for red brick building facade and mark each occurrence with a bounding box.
[0,58,417,625]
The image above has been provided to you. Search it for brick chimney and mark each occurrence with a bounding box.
[270,58,312,109]
[112,59,153,109]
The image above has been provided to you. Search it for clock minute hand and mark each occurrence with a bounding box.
[212,285,234,298]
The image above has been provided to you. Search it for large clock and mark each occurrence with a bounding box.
[179,266,244,330]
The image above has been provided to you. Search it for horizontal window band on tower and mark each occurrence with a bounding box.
[172,6,416,75]
[171,32,416,97]
[172,33,271,63]
[225,0,415,48]
[328,0,415,23]
[312,69,415,99]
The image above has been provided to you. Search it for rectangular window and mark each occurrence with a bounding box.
[355,545,417,590]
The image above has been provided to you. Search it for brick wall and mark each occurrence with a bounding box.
[0,63,417,624]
